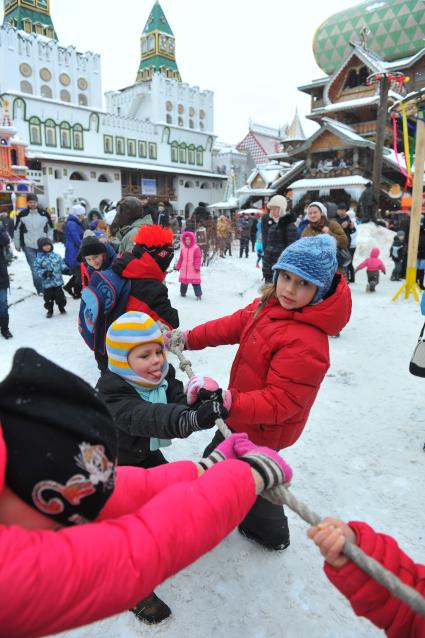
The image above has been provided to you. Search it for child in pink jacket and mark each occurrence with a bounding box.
[175,230,203,300]
[0,347,292,638]
[355,247,386,292]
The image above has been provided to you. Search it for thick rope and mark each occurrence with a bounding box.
[165,328,425,619]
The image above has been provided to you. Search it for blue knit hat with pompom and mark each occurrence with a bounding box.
[272,234,338,304]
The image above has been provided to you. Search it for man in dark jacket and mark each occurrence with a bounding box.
[358,183,375,221]
[261,195,297,283]
[0,225,12,338]
[14,194,53,294]
[238,214,252,258]
[334,203,355,245]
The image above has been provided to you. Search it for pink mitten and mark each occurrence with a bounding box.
[215,433,249,460]
[234,439,293,488]
[186,375,220,405]
[199,433,249,471]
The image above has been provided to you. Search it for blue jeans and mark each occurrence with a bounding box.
[0,288,8,320]
[23,246,42,293]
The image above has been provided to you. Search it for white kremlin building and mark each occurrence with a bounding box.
[0,0,225,217]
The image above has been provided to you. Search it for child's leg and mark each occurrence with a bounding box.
[54,286,67,312]
[43,288,54,315]
[192,284,202,299]
[367,271,379,292]
[180,283,188,297]
[0,288,11,338]
[239,496,290,550]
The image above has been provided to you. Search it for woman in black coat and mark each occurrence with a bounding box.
[261,195,297,283]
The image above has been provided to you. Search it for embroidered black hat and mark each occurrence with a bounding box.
[0,349,117,526]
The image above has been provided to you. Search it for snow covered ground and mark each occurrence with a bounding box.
[2,224,424,638]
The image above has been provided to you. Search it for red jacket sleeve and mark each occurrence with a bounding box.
[187,301,257,349]
[324,521,425,637]
[0,460,256,638]
[229,334,329,426]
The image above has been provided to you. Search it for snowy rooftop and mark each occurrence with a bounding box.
[311,91,402,115]
[291,175,369,189]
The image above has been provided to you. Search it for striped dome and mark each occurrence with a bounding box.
[313,0,425,74]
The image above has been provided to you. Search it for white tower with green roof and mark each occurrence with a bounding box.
[137,1,181,83]
[2,0,57,39]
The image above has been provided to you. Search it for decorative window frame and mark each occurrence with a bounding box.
[115,136,125,155]
[59,122,71,149]
[127,139,137,157]
[104,134,113,154]
[138,140,147,158]
[148,142,157,160]
[73,124,84,151]
[29,116,42,145]
[44,119,56,147]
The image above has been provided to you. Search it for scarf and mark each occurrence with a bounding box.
[132,379,172,451]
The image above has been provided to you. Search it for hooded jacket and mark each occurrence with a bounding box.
[356,248,386,273]
[115,217,153,255]
[186,274,352,449]
[0,422,256,638]
[64,215,84,268]
[175,231,202,284]
[324,521,425,637]
[112,250,179,329]
[33,241,67,289]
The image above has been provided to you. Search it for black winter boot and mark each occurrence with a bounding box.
[131,592,171,625]
[0,317,12,339]
[238,496,290,551]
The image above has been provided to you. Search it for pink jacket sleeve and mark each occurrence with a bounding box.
[175,250,183,271]
[0,460,256,638]
[99,462,197,519]
[187,301,257,349]
[324,521,425,637]
[355,259,368,271]
[378,260,386,274]
[194,245,202,271]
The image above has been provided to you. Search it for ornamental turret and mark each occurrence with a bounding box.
[137,1,181,83]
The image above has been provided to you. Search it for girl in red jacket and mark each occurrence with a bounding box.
[308,517,425,636]
[167,234,351,551]
[0,347,292,638]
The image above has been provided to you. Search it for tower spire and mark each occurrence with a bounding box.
[2,0,57,39]
[136,1,181,83]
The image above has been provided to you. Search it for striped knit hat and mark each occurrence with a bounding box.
[106,311,168,388]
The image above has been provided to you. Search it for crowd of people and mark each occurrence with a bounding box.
[1,191,425,638]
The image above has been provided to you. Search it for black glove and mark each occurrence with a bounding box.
[191,387,224,409]
[177,400,228,438]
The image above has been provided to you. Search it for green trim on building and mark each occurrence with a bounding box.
[3,3,57,39]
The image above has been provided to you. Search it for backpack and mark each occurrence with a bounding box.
[78,269,131,355]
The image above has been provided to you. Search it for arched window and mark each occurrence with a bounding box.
[78,94,88,106]
[178,116,184,127]
[171,141,178,162]
[188,145,195,164]
[10,149,17,165]
[89,113,99,132]
[44,119,56,146]
[41,85,52,98]
[200,182,210,189]
[184,180,194,188]
[20,81,33,94]
[179,143,187,163]
[98,174,111,183]
[196,146,204,166]
[60,122,71,148]
[60,89,71,103]
[29,117,41,144]
[73,124,84,151]
[54,169,62,179]
[70,171,86,181]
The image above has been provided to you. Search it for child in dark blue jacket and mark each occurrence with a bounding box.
[34,238,68,318]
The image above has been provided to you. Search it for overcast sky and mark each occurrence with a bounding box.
[6,0,361,143]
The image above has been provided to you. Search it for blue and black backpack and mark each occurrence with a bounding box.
[78,269,131,355]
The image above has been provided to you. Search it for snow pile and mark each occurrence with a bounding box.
[1,236,424,638]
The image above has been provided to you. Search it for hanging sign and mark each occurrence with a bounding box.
[141,178,157,195]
